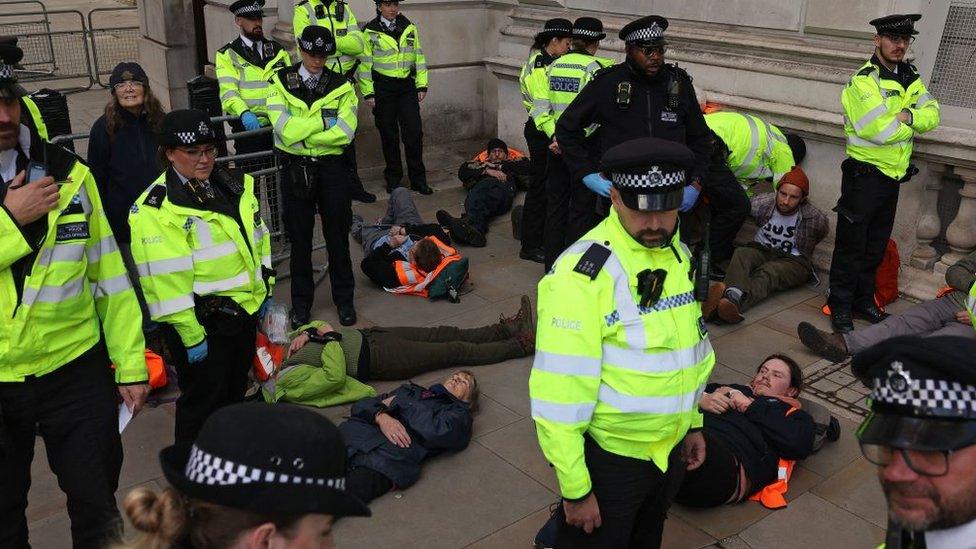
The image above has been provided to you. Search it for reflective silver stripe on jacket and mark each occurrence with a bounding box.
[23,276,85,305]
[92,272,133,298]
[598,381,706,415]
[136,255,194,277]
[147,294,195,317]
[86,236,118,265]
[602,338,713,374]
[37,242,85,267]
[533,350,602,377]
[193,271,252,295]
[531,398,596,424]
[193,240,239,263]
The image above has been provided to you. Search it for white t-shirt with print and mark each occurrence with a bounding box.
[754,208,801,256]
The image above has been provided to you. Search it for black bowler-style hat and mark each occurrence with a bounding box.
[853,335,976,452]
[599,137,695,212]
[160,402,371,518]
[869,13,921,36]
[0,36,27,99]
[157,109,220,147]
[619,15,669,44]
[535,18,573,42]
[229,0,265,19]
[297,25,337,56]
[572,17,605,41]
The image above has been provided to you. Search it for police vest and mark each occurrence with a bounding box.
[293,0,366,75]
[388,236,460,297]
[0,144,145,383]
[519,50,554,132]
[266,63,359,157]
[473,148,526,163]
[21,96,49,141]
[358,16,427,98]
[967,281,976,330]
[216,38,291,118]
[529,209,715,499]
[541,51,613,138]
[128,169,272,348]
[842,58,940,180]
[705,111,794,189]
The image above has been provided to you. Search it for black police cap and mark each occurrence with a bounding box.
[572,17,605,41]
[535,18,573,42]
[157,109,220,147]
[297,25,337,56]
[0,36,26,99]
[619,15,669,44]
[229,0,265,19]
[869,13,921,36]
[853,335,976,452]
[599,137,695,212]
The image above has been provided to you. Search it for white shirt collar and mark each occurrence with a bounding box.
[239,34,260,50]
[381,16,397,28]
[1,124,33,184]
[926,518,976,549]
[298,64,321,81]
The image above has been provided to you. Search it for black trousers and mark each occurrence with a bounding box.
[0,342,122,548]
[373,77,426,188]
[345,466,394,504]
[828,158,901,311]
[701,162,751,265]
[174,311,257,444]
[281,154,356,316]
[522,119,549,252]
[556,437,685,549]
[465,179,515,234]
[543,151,598,270]
[228,118,274,174]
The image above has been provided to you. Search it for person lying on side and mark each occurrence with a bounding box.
[340,370,478,503]
[675,354,816,508]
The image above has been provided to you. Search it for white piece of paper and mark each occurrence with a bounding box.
[119,403,133,433]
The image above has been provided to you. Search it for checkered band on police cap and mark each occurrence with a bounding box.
[235,3,262,15]
[0,64,13,81]
[611,165,685,190]
[872,360,976,418]
[624,22,664,43]
[573,28,603,38]
[185,445,347,489]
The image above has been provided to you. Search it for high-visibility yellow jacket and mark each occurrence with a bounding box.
[357,15,428,99]
[266,63,358,157]
[293,0,366,76]
[530,209,715,499]
[540,50,614,138]
[128,169,272,348]
[967,281,976,329]
[842,56,940,180]
[519,49,557,135]
[215,37,291,119]
[21,96,49,141]
[0,141,146,383]
[705,111,794,188]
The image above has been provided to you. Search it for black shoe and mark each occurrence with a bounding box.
[853,303,889,324]
[797,321,850,363]
[436,209,454,228]
[352,189,377,203]
[830,310,854,334]
[338,305,357,326]
[519,247,545,264]
[411,182,434,195]
[386,181,400,194]
[450,216,486,247]
[511,204,524,240]
[290,308,310,330]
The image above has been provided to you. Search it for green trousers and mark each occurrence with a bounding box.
[725,243,811,312]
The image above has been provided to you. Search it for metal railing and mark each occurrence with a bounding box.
[88,7,140,88]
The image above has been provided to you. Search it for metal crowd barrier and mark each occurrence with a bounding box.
[88,7,140,88]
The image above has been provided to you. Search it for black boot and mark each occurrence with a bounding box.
[853,303,889,324]
[830,309,854,334]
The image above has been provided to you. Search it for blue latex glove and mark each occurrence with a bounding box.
[324,117,337,129]
[186,339,209,364]
[241,111,261,131]
[679,185,701,212]
[582,173,612,198]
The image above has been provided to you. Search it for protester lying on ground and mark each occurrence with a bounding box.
[674,354,817,508]
[353,187,454,289]
[340,370,478,503]
[264,296,535,407]
[118,402,369,548]
[703,167,828,324]
[798,248,976,362]
[436,138,532,248]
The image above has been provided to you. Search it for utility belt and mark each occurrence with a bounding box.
[843,157,919,183]
[279,152,342,198]
[195,294,249,321]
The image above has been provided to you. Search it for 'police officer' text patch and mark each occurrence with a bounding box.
[550,76,581,93]
[56,221,90,241]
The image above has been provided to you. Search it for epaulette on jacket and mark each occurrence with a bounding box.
[667,63,693,82]
[592,64,616,80]
[857,64,878,77]
[572,243,611,280]
[218,43,232,54]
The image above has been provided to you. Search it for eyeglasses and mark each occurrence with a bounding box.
[113,80,145,91]
[860,442,952,477]
[881,34,915,45]
[639,44,666,57]
[177,146,218,161]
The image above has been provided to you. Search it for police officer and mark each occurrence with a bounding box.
[294,0,376,203]
[541,17,614,269]
[0,41,148,547]
[828,14,940,333]
[128,109,272,443]
[359,0,434,195]
[530,137,714,548]
[517,18,571,264]
[852,336,976,548]
[0,37,47,141]
[266,26,359,328]
[554,16,720,258]
[215,0,290,174]
[705,111,806,194]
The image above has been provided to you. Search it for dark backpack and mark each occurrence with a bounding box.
[426,257,470,302]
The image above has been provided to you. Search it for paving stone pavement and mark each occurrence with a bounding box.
[21,96,892,549]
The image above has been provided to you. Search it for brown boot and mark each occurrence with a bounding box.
[717,297,744,324]
[701,282,726,321]
[501,295,534,338]
[514,332,536,356]
[797,322,849,363]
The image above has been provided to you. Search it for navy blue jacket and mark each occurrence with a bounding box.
[87,110,159,243]
[340,383,473,488]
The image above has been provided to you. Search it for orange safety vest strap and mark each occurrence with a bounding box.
[936,285,955,299]
[473,148,526,163]
[749,406,798,509]
[388,236,462,297]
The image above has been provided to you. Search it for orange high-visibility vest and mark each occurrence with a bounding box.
[473,148,526,163]
[388,237,462,297]
[750,406,798,509]
[113,349,167,389]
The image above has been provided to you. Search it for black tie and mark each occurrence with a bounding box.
[252,42,262,61]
